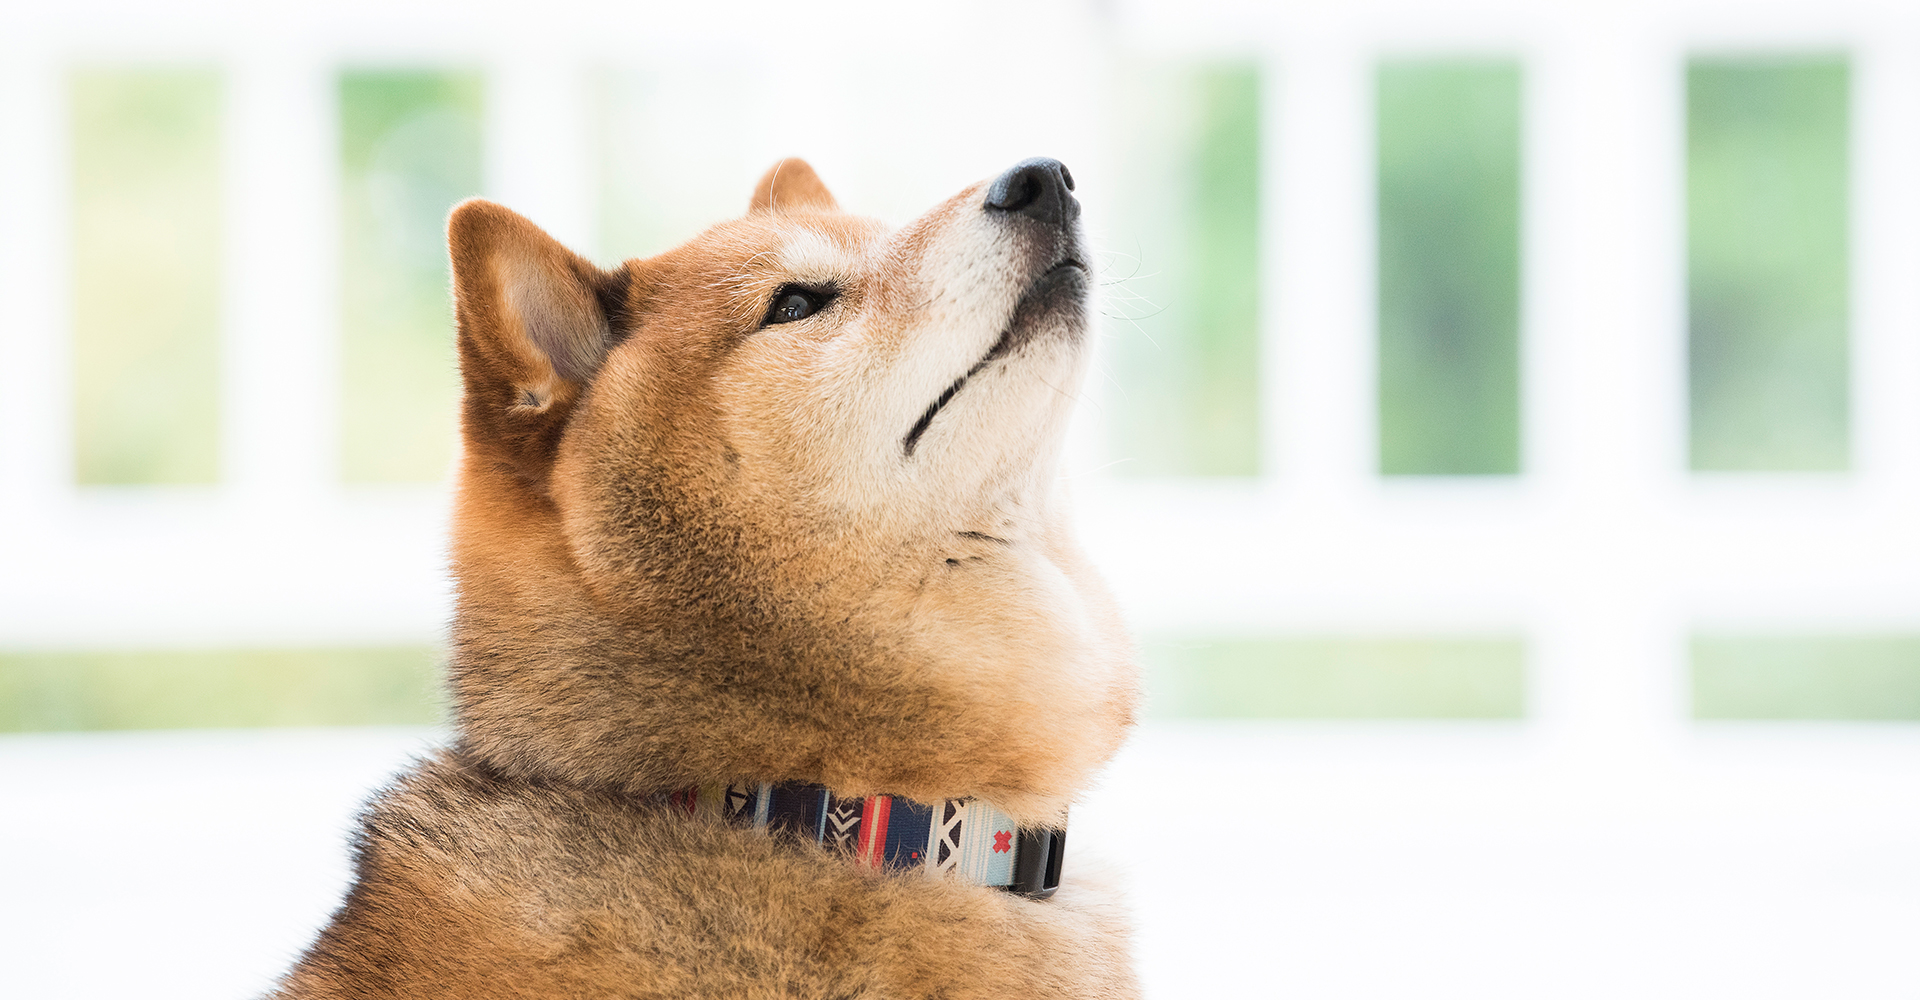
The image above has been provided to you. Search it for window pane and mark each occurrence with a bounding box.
[339,70,483,483]
[1693,636,1920,720]
[595,67,756,262]
[1107,61,1261,477]
[71,68,223,485]
[0,647,444,731]
[1688,58,1849,471]
[1145,636,1525,719]
[1377,61,1522,476]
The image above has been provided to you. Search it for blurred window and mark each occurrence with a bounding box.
[1146,637,1525,719]
[1693,636,1920,719]
[1107,60,1262,478]
[338,70,483,483]
[1376,60,1522,476]
[1687,57,1850,471]
[0,648,443,731]
[595,66,762,262]
[71,67,223,485]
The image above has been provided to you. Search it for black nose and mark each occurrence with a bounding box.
[984,157,1079,227]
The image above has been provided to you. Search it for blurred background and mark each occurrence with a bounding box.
[4,0,1919,996]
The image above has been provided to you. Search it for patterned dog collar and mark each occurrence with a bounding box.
[666,782,1065,899]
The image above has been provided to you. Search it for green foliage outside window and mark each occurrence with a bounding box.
[1107,61,1262,477]
[1145,636,1525,719]
[1693,636,1920,719]
[71,68,223,485]
[0,647,444,731]
[339,71,484,483]
[1688,58,1850,471]
[1377,61,1522,476]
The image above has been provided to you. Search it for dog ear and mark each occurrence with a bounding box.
[749,158,839,214]
[447,198,628,479]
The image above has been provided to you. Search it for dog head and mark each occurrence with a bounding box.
[445,159,1136,824]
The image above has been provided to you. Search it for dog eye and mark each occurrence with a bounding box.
[762,285,833,326]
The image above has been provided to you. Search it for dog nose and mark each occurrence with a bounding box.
[984,157,1079,227]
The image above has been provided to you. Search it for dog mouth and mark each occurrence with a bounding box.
[900,259,1088,458]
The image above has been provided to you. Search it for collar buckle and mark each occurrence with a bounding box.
[1006,825,1065,899]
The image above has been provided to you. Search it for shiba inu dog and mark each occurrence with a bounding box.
[273,157,1140,998]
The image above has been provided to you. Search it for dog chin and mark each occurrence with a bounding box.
[985,260,1089,363]
[899,259,1087,458]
